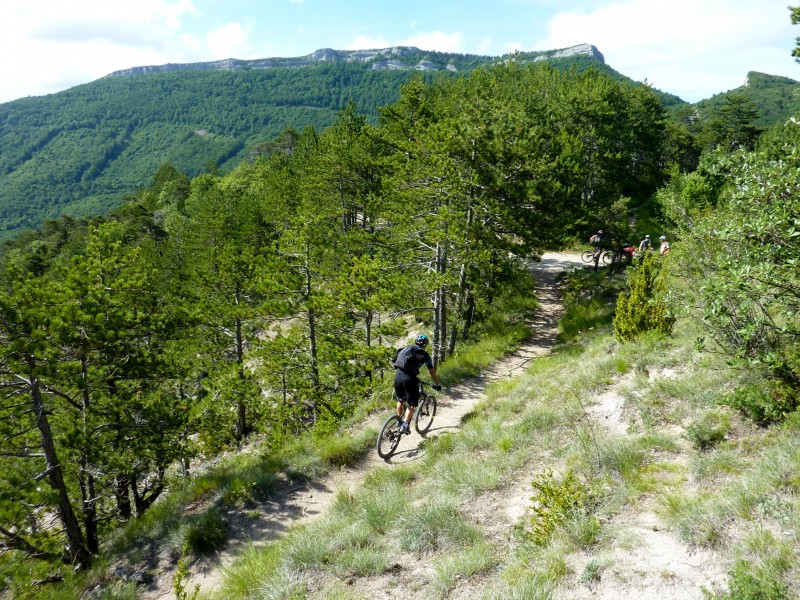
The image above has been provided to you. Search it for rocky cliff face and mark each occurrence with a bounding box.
[104,44,604,78]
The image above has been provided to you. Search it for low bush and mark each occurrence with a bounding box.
[184,508,228,554]
[704,559,789,600]
[528,469,594,546]
[725,381,799,426]
[685,410,731,451]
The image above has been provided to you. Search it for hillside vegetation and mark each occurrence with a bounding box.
[0,44,687,241]
[1,44,800,598]
[203,283,800,599]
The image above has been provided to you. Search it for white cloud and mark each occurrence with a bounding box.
[0,0,221,102]
[477,37,495,55]
[532,0,798,101]
[207,22,251,58]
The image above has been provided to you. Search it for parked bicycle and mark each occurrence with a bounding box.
[581,249,613,265]
[376,380,438,459]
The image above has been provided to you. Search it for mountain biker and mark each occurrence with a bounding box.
[659,235,671,255]
[589,229,604,272]
[638,234,651,253]
[392,334,442,434]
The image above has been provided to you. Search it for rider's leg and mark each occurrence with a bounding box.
[404,405,415,424]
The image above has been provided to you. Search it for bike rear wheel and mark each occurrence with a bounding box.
[581,250,595,263]
[602,251,613,265]
[414,393,437,434]
[377,414,403,459]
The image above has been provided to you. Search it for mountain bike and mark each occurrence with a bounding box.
[376,381,438,459]
[581,249,613,265]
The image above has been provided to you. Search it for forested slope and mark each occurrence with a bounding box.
[0,46,681,241]
[0,60,675,595]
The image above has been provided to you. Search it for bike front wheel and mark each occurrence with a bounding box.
[377,414,403,459]
[581,250,595,263]
[415,393,437,434]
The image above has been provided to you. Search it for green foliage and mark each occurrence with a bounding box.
[173,541,200,600]
[0,47,677,241]
[698,93,762,152]
[558,268,624,341]
[724,382,799,427]
[318,429,376,467]
[662,119,800,394]
[184,508,228,554]
[580,560,603,585]
[685,410,731,451]
[0,56,681,586]
[528,469,593,546]
[614,251,675,342]
[394,498,481,554]
[704,559,789,600]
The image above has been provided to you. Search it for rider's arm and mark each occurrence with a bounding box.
[427,366,441,386]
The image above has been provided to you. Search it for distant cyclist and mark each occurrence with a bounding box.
[638,234,652,253]
[589,229,604,272]
[659,235,671,255]
[392,335,442,434]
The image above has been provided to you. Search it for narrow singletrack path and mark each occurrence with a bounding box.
[148,252,583,598]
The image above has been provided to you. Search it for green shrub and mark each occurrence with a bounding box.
[580,560,602,586]
[704,559,789,600]
[613,251,675,342]
[221,477,255,508]
[685,410,731,451]
[725,381,799,426]
[184,508,228,554]
[528,469,593,546]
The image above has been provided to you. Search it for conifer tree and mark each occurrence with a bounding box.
[613,252,675,342]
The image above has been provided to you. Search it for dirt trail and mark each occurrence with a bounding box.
[558,371,728,599]
[141,252,582,598]
[144,251,728,599]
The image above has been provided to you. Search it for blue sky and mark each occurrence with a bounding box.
[1,0,797,104]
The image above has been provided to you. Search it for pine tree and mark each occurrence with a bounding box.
[613,251,675,342]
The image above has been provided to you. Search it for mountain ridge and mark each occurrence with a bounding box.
[0,43,795,243]
[103,43,606,78]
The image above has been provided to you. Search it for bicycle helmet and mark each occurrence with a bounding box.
[645,234,650,239]
[415,334,429,347]
[659,235,667,241]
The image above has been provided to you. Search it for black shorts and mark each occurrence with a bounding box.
[393,371,420,407]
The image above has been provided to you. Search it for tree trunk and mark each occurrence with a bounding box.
[131,469,165,516]
[235,285,247,438]
[28,368,90,568]
[305,244,320,388]
[432,242,448,366]
[114,475,132,520]
[448,260,469,357]
[84,473,98,554]
[364,310,373,381]
[462,293,476,341]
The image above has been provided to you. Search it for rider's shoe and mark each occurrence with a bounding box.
[399,421,410,434]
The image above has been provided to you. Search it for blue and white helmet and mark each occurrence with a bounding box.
[415,334,429,347]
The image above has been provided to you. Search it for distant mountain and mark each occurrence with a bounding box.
[102,44,607,77]
[691,71,800,127]
[0,44,789,242]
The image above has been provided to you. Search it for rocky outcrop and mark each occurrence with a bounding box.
[531,43,604,63]
[104,44,603,78]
